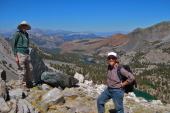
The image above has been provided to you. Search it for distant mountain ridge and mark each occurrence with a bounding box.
[1,28,129,49]
[58,21,170,53]
[0,28,127,40]
[1,21,170,52]
[0,28,129,40]
[0,28,74,37]
[1,29,101,48]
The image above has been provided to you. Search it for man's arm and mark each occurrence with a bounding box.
[12,33,19,63]
[120,67,135,86]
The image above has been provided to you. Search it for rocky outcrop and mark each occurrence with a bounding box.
[0,78,7,101]
[74,72,84,83]
[29,48,48,83]
[0,74,170,113]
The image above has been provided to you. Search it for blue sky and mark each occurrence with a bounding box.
[0,0,170,32]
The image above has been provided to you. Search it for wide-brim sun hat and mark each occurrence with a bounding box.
[107,52,117,58]
[17,21,31,30]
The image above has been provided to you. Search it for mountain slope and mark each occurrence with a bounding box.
[58,21,170,53]
[0,37,18,80]
[58,33,127,52]
[118,21,170,51]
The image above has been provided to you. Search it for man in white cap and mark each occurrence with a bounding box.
[12,21,33,91]
[97,52,135,113]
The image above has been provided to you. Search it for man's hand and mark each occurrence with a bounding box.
[15,57,19,63]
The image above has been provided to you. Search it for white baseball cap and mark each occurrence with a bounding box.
[107,52,117,57]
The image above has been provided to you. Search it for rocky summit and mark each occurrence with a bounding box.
[0,71,170,113]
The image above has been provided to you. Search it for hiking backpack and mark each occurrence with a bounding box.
[117,65,137,93]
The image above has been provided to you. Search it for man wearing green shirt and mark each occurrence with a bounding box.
[12,21,33,91]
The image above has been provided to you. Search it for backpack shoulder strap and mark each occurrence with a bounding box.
[117,65,122,81]
[15,31,21,42]
[15,31,21,38]
[17,31,21,35]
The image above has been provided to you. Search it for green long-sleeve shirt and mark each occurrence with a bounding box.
[12,30,29,56]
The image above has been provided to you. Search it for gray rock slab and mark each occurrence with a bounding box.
[30,48,48,83]
[0,97,11,112]
[41,71,78,89]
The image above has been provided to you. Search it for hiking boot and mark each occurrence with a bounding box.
[21,86,30,92]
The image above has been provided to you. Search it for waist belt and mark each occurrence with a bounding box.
[108,87,123,89]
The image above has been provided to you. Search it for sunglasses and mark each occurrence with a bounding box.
[107,56,117,60]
